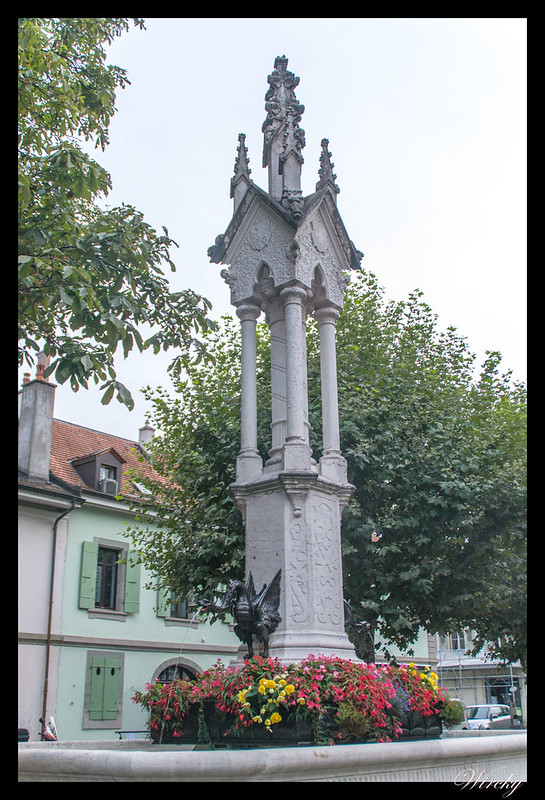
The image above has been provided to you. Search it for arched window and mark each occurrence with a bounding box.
[155,663,197,683]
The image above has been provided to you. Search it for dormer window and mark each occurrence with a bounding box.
[71,447,125,495]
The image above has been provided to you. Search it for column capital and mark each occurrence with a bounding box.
[314,305,340,325]
[280,285,308,306]
[236,302,261,322]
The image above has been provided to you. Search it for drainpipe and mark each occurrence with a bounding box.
[41,499,75,738]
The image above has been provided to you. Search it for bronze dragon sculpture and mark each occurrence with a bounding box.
[199,570,282,658]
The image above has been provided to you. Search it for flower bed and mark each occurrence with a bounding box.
[132,655,463,747]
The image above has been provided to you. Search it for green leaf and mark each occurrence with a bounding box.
[101,382,115,405]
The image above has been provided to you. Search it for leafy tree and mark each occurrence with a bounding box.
[124,271,526,667]
[18,18,215,408]
[322,276,526,667]
[124,317,247,599]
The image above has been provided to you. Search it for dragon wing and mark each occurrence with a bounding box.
[255,569,282,615]
[343,599,356,627]
[245,572,257,603]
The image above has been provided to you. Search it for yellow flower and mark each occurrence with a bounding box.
[252,716,262,723]
[408,662,415,669]
[265,680,276,689]
[264,719,271,727]
[285,684,295,694]
[430,672,438,681]
[258,685,266,694]
[259,678,267,685]
[270,712,282,724]
[298,698,306,705]
[236,690,247,703]
[279,679,287,686]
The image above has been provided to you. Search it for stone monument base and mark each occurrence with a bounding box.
[231,470,356,666]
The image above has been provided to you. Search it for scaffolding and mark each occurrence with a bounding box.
[437,642,525,725]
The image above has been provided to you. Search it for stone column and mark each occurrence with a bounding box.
[315,305,348,483]
[235,303,263,482]
[302,304,313,450]
[280,285,312,470]
[265,297,287,470]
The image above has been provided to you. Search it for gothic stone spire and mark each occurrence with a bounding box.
[262,56,305,204]
[279,106,305,219]
[230,133,252,211]
[316,138,340,200]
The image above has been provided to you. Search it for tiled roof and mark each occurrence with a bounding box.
[50,418,159,499]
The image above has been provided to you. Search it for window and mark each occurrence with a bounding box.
[450,631,466,650]
[95,546,120,609]
[156,664,197,683]
[99,464,116,482]
[156,586,195,620]
[171,592,196,619]
[98,464,118,494]
[79,540,140,617]
[152,657,201,685]
[439,631,468,651]
[83,651,124,729]
[485,676,519,707]
[156,590,198,628]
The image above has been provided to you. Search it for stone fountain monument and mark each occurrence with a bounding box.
[208,56,363,663]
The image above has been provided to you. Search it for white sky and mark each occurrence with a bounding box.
[20,17,527,442]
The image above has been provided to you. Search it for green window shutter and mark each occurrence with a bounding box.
[79,541,98,609]
[156,585,171,618]
[88,656,121,720]
[123,551,140,613]
[88,656,106,719]
[102,658,122,719]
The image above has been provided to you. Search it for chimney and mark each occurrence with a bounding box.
[138,422,155,451]
[18,353,56,482]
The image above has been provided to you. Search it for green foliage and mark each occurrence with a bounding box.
[18,18,215,407]
[437,696,466,728]
[123,318,249,599]
[335,700,373,741]
[124,271,526,667]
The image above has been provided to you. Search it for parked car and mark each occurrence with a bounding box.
[464,704,514,730]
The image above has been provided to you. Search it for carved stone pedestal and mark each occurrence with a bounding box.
[231,470,356,664]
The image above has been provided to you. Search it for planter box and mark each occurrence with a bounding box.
[154,701,314,747]
[151,701,230,744]
[396,709,442,739]
[222,715,315,748]
[153,701,441,747]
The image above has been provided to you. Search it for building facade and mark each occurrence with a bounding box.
[18,369,240,742]
[436,630,526,726]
